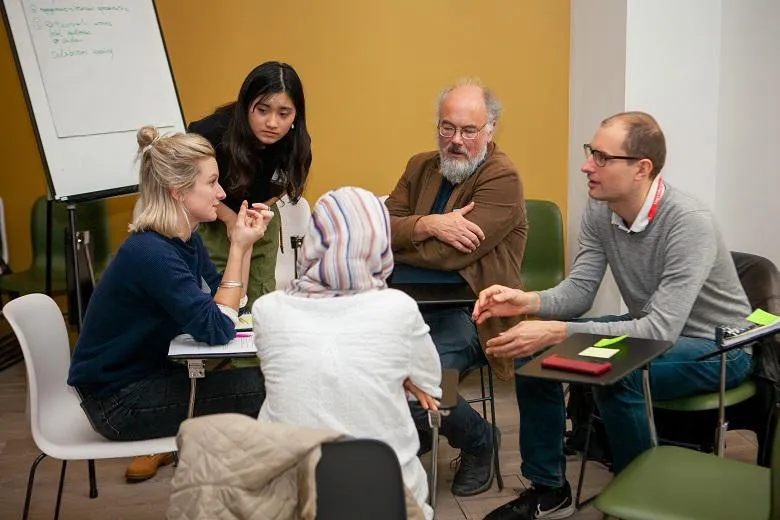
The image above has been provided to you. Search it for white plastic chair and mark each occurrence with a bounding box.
[2,293,176,519]
[274,195,311,291]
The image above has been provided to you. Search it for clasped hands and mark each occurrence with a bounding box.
[472,285,567,358]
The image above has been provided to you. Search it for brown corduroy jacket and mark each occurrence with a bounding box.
[387,142,527,381]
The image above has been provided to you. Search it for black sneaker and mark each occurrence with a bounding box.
[483,482,574,520]
[451,426,501,497]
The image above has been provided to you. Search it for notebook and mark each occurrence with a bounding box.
[168,332,257,358]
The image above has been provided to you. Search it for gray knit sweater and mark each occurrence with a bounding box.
[539,184,751,341]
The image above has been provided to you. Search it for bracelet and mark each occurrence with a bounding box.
[219,280,244,289]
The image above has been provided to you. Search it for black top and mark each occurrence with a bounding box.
[517,333,674,386]
[188,109,284,213]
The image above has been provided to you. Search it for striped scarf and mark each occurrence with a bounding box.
[286,187,393,298]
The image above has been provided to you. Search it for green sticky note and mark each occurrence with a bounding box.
[746,308,780,326]
[594,335,628,347]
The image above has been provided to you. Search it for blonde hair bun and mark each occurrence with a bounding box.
[137,126,160,153]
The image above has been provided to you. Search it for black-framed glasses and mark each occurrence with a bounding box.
[438,121,490,140]
[583,144,642,167]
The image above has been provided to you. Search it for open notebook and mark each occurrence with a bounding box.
[168,331,257,359]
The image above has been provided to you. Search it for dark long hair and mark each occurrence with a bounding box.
[221,61,311,202]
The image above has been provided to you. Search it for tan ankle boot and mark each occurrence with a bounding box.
[125,452,175,482]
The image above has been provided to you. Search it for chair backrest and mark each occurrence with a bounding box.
[2,293,76,448]
[521,199,565,292]
[316,438,407,520]
[30,197,111,276]
[732,252,780,383]
[274,195,311,290]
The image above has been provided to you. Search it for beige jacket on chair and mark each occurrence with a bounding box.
[167,414,425,520]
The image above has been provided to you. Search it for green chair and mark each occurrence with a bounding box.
[0,196,110,299]
[521,200,565,292]
[594,408,778,519]
[653,252,780,461]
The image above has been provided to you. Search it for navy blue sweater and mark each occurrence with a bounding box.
[68,231,236,398]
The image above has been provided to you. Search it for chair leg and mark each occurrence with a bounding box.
[428,411,441,509]
[87,459,98,498]
[22,452,47,520]
[53,460,67,520]
[575,400,597,509]
[487,367,503,490]
[479,367,488,418]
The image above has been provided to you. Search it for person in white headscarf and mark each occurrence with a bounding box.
[253,186,441,519]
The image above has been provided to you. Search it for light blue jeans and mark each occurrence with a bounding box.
[513,315,753,486]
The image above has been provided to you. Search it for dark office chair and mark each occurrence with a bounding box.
[316,438,408,520]
[653,251,780,465]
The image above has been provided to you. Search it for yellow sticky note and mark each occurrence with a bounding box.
[580,347,619,359]
[594,335,628,347]
[746,309,779,326]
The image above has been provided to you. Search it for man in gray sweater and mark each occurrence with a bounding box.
[477,111,753,520]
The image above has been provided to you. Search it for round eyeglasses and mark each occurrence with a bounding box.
[438,121,490,140]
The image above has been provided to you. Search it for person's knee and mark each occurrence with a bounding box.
[593,372,643,407]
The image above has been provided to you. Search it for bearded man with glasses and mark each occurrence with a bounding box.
[385,79,527,497]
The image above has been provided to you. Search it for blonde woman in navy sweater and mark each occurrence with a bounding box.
[68,126,272,447]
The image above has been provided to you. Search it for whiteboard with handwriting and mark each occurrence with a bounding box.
[1,0,184,201]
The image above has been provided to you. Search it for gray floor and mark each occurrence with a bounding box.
[0,360,759,519]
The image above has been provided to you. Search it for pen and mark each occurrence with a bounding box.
[235,332,253,338]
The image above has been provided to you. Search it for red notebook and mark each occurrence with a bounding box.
[541,354,612,375]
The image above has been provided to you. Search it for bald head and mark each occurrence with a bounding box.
[601,111,666,178]
[438,79,502,123]
[436,79,501,184]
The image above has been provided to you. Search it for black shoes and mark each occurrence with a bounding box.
[483,481,575,520]
[451,426,501,497]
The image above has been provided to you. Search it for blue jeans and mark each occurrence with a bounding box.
[514,315,753,485]
[409,307,491,455]
[77,362,265,441]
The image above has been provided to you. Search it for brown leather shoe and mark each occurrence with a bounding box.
[125,453,175,482]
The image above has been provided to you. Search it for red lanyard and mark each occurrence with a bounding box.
[646,177,665,223]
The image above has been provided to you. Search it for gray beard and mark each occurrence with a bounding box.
[439,145,488,184]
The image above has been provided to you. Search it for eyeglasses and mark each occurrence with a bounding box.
[438,121,490,140]
[583,144,642,167]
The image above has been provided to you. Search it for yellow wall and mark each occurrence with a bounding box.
[0,0,570,270]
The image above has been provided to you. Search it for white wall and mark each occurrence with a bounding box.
[625,0,722,209]
[568,0,780,316]
[715,0,780,264]
[567,0,627,316]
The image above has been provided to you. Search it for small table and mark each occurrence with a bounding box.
[168,335,257,419]
[517,333,674,507]
[389,282,477,308]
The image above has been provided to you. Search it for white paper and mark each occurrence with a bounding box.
[168,333,257,357]
[579,347,619,359]
[22,0,181,137]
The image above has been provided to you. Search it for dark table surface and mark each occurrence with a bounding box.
[517,333,674,386]
[389,282,477,308]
